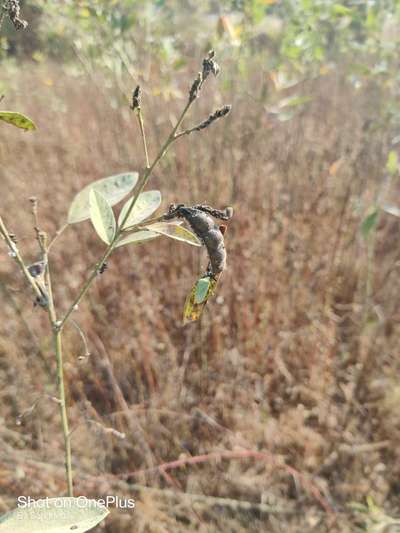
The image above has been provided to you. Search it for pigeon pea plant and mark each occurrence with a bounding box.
[0,47,232,530]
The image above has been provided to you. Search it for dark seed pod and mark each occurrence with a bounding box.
[166,204,230,277]
[202,228,226,275]
[131,85,141,111]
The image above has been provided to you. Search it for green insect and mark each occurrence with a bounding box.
[183,275,218,324]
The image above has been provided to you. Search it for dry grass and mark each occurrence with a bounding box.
[1,58,400,532]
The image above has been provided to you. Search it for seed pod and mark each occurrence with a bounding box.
[202,229,226,275]
[168,205,227,277]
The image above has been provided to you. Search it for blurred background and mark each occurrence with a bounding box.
[1,1,400,531]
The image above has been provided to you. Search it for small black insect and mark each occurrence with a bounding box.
[8,233,17,244]
[27,260,45,278]
[98,261,108,274]
[164,204,233,278]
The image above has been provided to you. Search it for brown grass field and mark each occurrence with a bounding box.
[1,56,400,532]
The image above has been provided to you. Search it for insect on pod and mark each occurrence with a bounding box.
[164,203,233,324]
[165,204,233,278]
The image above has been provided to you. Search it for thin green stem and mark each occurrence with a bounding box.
[59,100,192,330]
[136,109,150,169]
[48,223,68,252]
[118,101,191,231]
[44,247,73,496]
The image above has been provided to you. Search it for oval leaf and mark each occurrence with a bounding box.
[116,229,161,248]
[382,204,400,217]
[0,497,109,533]
[145,222,201,246]
[118,190,162,228]
[0,111,36,131]
[89,189,116,244]
[386,150,398,175]
[361,209,379,240]
[68,172,138,224]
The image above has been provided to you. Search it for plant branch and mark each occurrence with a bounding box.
[58,100,192,330]
[0,216,45,302]
[43,242,73,496]
[47,223,68,252]
[136,108,150,169]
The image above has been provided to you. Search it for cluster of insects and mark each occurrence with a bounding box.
[163,203,233,323]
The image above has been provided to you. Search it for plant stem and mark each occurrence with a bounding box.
[54,328,73,495]
[0,212,73,493]
[136,108,150,169]
[59,100,192,330]
[0,216,44,302]
[118,101,191,231]
[44,246,73,496]
[48,223,68,252]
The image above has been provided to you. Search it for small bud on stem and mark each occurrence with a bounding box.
[189,73,203,103]
[202,49,220,80]
[131,85,141,111]
[175,105,232,139]
[192,105,231,132]
[188,50,220,103]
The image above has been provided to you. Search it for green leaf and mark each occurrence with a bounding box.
[361,209,379,240]
[89,190,116,244]
[118,190,161,228]
[145,222,201,246]
[382,204,400,217]
[332,4,352,16]
[116,229,161,248]
[0,497,109,532]
[0,111,36,131]
[68,172,138,224]
[386,150,398,175]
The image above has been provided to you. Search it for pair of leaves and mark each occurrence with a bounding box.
[90,186,167,244]
[67,172,201,247]
[0,497,108,533]
[0,111,36,131]
[68,172,139,225]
